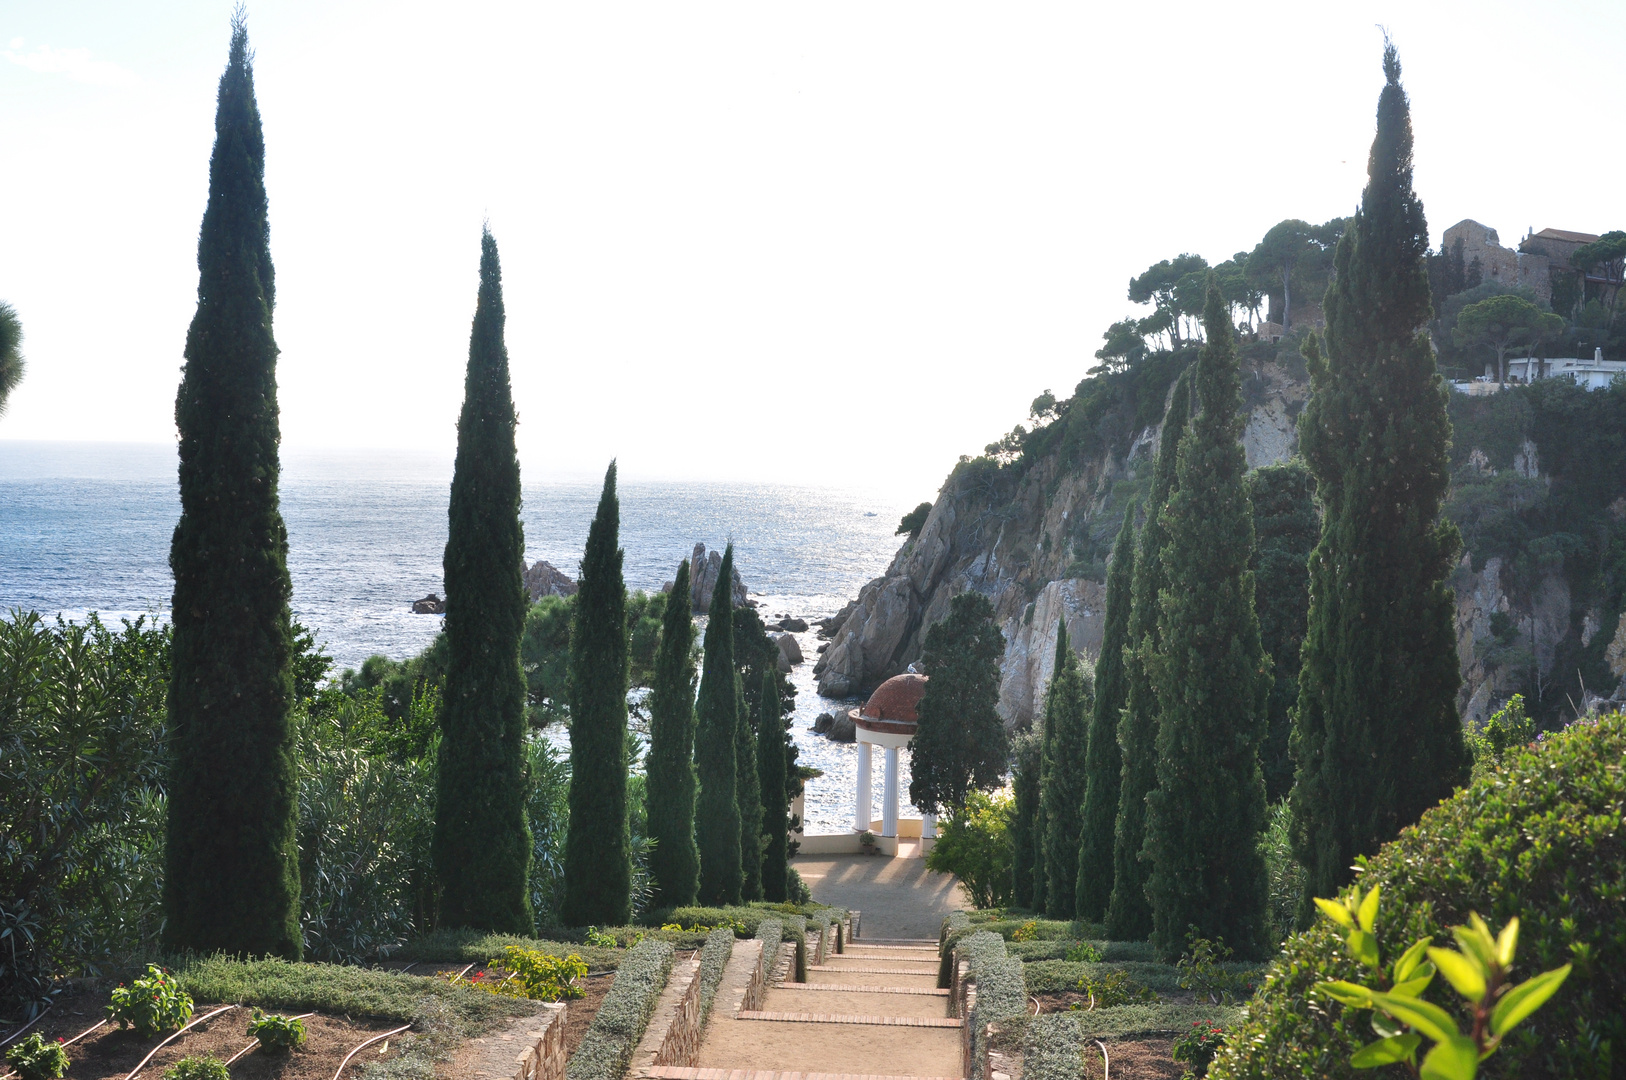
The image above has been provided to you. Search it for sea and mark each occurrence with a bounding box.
[0,440,923,833]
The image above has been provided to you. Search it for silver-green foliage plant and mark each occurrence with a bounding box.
[696,927,735,1026]
[564,939,675,1080]
[1312,886,1569,1079]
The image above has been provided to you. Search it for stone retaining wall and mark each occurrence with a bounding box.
[509,1003,568,1080]
[628,957,703,1078]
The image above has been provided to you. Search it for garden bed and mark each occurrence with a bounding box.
[1079,1037,1180,1080]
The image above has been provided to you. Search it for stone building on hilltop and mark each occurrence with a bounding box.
[1442,219,1602,310]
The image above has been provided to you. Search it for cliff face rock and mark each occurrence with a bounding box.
[1454,553,1576,727]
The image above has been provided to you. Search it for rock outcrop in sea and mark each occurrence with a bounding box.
[685,542,749,612]
[523,559,578,601]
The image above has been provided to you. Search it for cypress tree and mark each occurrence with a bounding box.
[909,591,1007,816]
[1290,41,1467,912]
[1247,460,1317,803]
[1076,505,1135,920]
[1105,366,1192,941]
[695,545,742,905]
[646,558,700,909]
[433,228,532,933]
[1009,731,1042,910]
[757,666,789,902]
[1142,280,1271,961]
[164,14,301,958]
[1039,623,1092,919]
[560,463,632,926]
[736,671,764,901]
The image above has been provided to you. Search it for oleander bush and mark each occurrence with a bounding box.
[564,939,675,1080]
[1208,711,1626,1080]
[4,1033,69,1080]
[696,927,735,1025]
[246,1011,307,1053]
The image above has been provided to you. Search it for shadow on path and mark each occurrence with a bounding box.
[793,854,968,939]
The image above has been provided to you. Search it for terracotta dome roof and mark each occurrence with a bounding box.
[859,673,928,724]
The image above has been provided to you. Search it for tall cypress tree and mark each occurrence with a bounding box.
[695,545,742,905]
[1290,41,1467,913]
[1105,366,1191,942]
[1039,623,1092,919]
[1009,732,1042,911]
[736,670,764,902]
[757,666,789,902]
[164,15,301,958]
[1248,460,1317,803]
[1142,281,1271,961]
[433,228,532,933]
[909,592,1007,815]
[646,558,700,909]
[561,463,632,926]
[1076,506,1135,920]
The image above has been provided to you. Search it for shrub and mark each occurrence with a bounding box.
[109,965,194,1038]
[1021,1014,1083,1080]
[1072,968,1158,1008]
[4,1033,69,1080]
[1172,1022,1227,1078]
[1011,920,1040,942]
[925,790,1013,910]
[564,939,675,1080]
[162,1056,229,1080]
[1064,941,1104,963]
[696,927,735,1025]
[971,957,1027,1080]
[454,947,587,1001]
[1208,711,1626,1080]
[246,1011,307,1053]
[1177,935,1255,1004]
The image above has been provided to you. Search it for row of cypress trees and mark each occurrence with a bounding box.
[1016,41,1465,960]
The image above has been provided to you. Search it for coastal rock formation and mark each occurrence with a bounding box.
[775,633,804,670]
[776,617,810,632]
[411,593,446,614]
[523,559,578,601]
[687,543,749,612]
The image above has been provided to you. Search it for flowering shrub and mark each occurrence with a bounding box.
[1172,1022,1227,1077]
[246,1011,306,1054]
[4,1033,69,1080]
[161,1055,229,1080]
[451,947,587,1002]
[108,965,193,1038]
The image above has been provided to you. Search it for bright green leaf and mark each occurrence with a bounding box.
[1454,916,1496,970]
[1419,1035,1479,1080]
[1490,964,1572,1036]
[1371,1012,1404,1039]
[1392,969,1435,998]
[1367,992,1460,1045]
[1351,1034,1421,1068]
[1349,929,1381,969]
[1357,885,1381,933]
[1315,897,1355,929]
[1317,980,1375,1007]
[1494,917,1519,969]
[1393,937,1433,983]
[1428,947,1487,1001]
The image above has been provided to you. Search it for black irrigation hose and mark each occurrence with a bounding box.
[125,1004,238,1080]
[330,1023,411,1080]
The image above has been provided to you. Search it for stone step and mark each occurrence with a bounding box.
[808,963,938,974]
[738,1012,961,1029]
[651,1069,963,1080]
[765,987,949,1019]
[766,984,949,997]
[805,969,939,987]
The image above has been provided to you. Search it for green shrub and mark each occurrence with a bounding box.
[971,957,1027,1080]
[1072,968,1158,1007]
[1177,935,1256,1004]
[4,1033,69,1080]
[564,939,675,1080]
[925,792,1014,909]
[696,927,734,1025]
[1021,1014,1083,1080]
[1065,940,1104,963]
[1172,1022,1228,1078]
[109,964,194,1038]
[1004,938,1154,963]
[161,1056,229,1080]
[1209,711,1626,1080]
[993,1005,1244,1045]
[246,1011,306,1053]
[395,929,623,971]
[455,947,587,1001]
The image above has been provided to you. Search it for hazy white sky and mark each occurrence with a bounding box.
[1,1,1621,500]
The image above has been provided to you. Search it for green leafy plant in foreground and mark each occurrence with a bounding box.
[161,1055,229,1080]
[1313,885,1570,1079]
[108,964,194,1038]
[1172,1022,1227,1078]
[246,1011,307,1053]
[4,1033,69,1080]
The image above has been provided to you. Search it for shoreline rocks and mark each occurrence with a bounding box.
[411,593,445,614]
[524,560,578,601]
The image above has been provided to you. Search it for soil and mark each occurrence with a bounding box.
[558,973,614,1059]
[1079,1037,1179,1080]
[1030,988,1200,1013]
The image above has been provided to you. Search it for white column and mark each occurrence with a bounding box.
[882,746,900,837]
[922,810,936,839]
[854,740,872,832]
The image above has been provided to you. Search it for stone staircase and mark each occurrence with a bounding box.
[652,933,965,1080]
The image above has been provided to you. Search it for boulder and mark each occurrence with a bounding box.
[689,543,750,612]
[523,560,578,601]
[816,600,858,639]
[776,633,804,667]
[411,593,446,615]
[826,710,857,742]
[776,617,810,632]
[812,712,835,735]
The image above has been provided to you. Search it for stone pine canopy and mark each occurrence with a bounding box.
[852,673,927,735]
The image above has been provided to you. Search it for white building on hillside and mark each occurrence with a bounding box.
[1504,348,1626,390]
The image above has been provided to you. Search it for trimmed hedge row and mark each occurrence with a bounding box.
[1022,959,1262,995]
[1021,1014,1084,1080]
[696,927,735,1026]
[393,929,625,970]
[991,1004,1244,1046]
[565,939,675,1080]
[971,957,1027,1080]
[1209,711,1626,1080]
[1005,939,1157,963]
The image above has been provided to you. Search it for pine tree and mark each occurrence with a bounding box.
[1105,366,1192,942]
[757,666,789,902]
[1076,506,1135,920]
[646,558,700,909]
[164,14,301,957]
[433,229,533,933]
[1009,732,1042,910]
[1290,41,1467,913]
[1247,460,1317,803]
[736,670,764,902]
[695,545,742,905]
[909,591,1007,815]
[1142,280,1271,961]
[1039,623,1092,919]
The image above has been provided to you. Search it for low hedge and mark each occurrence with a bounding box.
[565,939,675,1080]
[1021,1014,1084,1080]
[1005,939,1157,963]
[696,927,734,1026]
[970,957,1027,1080]
[394,929,624,971]
[990,1004,1244,1047]
[1209,711,1626,1080]
[1023,959,1262,996]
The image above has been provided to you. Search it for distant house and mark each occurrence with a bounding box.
[1504,348,1626,391]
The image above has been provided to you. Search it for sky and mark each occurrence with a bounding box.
[1,0,1622,500]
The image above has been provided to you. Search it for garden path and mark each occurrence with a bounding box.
[792,854,968,940]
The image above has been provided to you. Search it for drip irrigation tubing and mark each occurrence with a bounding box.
[223,1012,316,1066]
[330,1023,411,1080]
[125,1004,238,1080]
[63,1019,108,1046]
[1095,1039,1110,1080]
[398,961,419,975]
[0,1006,51,1048]
[453,963,476,980]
